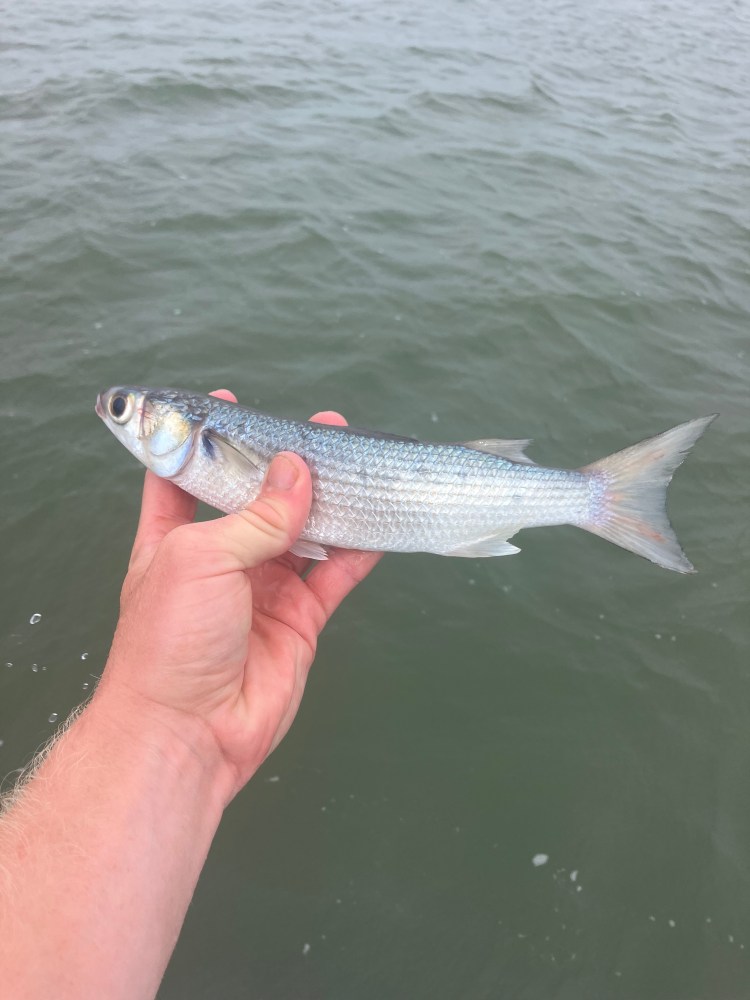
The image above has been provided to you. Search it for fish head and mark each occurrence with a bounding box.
[96,386,211,479]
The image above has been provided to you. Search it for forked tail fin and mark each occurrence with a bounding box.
[580,415,716,573]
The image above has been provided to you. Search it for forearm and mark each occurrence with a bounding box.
[0,684,232,1000]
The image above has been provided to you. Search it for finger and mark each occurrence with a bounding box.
[131,473,197,571]
[310,410,346,426]
[304,547,382,621]
[199,452,313,571]
[210,388,237,404]
[130,387,238,569]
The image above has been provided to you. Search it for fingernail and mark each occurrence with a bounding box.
[266,455,299,491]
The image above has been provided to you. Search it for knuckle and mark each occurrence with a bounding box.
[157,523,197,567]
[241,497,292,547]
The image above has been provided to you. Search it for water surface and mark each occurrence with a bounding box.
[1,1,748,997]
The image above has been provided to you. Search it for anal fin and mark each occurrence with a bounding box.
[444,533,522,558]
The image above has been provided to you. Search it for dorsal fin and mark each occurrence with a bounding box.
[462,438,535,465]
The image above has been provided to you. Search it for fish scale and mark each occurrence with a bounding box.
[97,386,714,572]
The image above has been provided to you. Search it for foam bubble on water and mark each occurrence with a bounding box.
[82,682,90,691]
[29,613,42,625]
[654,633,662,640]
[173,308,182,316]
[80,652,89,661]
[729,935,735,944]
[649,915,656,922]
[0,739,4,748]
[302,943,311,955]
[532,853,549,867]
[570,870,578,882]
[5,662,12,669]
[267,775,280,783]
[430,412,439,423]
[48,713,58,724]
[668,919,676,928]
[31,663,39,673]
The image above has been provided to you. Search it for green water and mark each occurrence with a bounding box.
[1,1,748,996]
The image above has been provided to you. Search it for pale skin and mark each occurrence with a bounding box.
[0,391,381,1000]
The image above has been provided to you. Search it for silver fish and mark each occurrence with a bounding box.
[96,386,715,573]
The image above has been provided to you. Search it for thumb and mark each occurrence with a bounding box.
[203,452,313,570]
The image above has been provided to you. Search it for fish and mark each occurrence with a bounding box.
[96,386,715,573]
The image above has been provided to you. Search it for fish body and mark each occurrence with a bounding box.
[96,386,714,572]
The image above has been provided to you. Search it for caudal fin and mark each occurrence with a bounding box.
[580,415,716,573]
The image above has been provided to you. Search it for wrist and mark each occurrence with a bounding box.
[88,678,237,813]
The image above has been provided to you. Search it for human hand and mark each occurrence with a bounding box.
[97,390,381,801]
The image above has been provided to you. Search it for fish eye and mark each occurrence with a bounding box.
[108,392,133,423]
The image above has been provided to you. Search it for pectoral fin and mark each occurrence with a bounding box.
[201,429,264,477]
